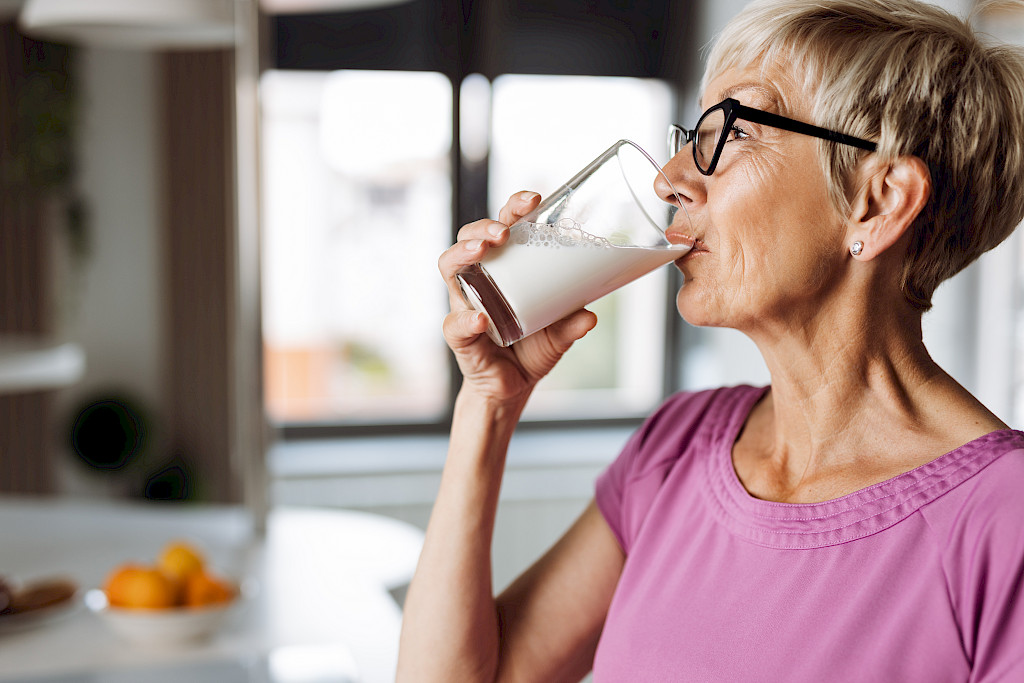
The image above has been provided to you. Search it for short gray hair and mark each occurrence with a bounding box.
[705,0,1024,310]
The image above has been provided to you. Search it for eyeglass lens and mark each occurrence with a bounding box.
[669,127,686,158]
[695,107,726,173]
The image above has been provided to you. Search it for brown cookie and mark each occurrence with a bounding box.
[6,578,77,614]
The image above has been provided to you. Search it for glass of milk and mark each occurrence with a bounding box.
[456,139,691,347]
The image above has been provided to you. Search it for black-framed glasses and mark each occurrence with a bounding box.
[669,97,877,176]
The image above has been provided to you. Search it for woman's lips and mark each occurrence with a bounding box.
[675,238,708,266]
[665,230,695,249]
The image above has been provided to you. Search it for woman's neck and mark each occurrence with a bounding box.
[733,293,1005,503]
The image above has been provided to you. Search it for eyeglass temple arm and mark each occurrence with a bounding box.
[736,104,877,152]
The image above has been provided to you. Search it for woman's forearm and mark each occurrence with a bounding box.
[396,388,528,682]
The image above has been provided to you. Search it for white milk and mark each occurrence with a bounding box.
[481,220,688,337]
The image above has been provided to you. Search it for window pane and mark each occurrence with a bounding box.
[260,70,452,424]
[678,326,769,392]
[488,75,676,419]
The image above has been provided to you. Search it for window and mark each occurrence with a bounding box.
[261,70,453,424]
[261,70,682,427]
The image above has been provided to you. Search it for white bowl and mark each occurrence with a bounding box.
[85,589,238,646]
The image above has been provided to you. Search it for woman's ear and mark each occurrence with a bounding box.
[847,155,931,260]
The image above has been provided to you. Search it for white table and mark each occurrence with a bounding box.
[0,497,424,682]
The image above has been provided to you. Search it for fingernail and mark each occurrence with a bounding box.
[519,191,539,202]
[488,222,506,237]
[466,239,483,251]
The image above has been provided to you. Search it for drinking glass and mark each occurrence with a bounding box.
[456,139,691,347]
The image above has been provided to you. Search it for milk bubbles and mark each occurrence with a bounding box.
[509,219,613,249]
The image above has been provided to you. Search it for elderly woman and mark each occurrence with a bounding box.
[397,0,1024,680]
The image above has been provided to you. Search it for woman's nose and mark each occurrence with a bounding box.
[656,150,703,216]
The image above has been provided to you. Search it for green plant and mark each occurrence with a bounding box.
[1,31,88,259]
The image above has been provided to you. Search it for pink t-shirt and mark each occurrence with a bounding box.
[594,385,1024,682]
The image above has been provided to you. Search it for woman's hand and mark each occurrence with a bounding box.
[438,191,598,404]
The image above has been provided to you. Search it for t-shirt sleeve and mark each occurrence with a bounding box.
[595,389,722,554]
[933,451,1024,681]
[595,421,647,552]
[972,569,1024,681]
[966,508,1024,681]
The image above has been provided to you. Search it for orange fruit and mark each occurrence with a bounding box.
[184,570,235,608]
[104,564,177,609]
[158,541,204,583]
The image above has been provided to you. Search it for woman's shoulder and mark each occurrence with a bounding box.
[918,429,1024,542]
[956,430,1024,509]
[621,384,768,477]
[596,385,767,553]
[636,384,767,446]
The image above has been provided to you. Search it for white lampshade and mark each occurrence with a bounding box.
[18,0,236,49]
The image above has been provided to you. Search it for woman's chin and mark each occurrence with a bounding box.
[677,309,721,329]
[676,289,719,328]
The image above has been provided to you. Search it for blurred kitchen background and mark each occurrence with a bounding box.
[2,0,1022,599]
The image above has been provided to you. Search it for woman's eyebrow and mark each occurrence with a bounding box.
[696,83,782,114]
[719,83,780,108]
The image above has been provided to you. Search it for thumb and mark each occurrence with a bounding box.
[545,309,598,351]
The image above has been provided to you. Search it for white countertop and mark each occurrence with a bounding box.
[0,497,424,683]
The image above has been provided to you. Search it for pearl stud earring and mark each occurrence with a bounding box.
[851,241,864,256]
